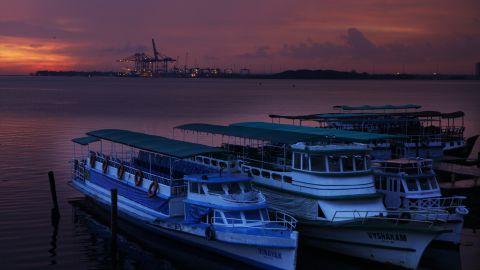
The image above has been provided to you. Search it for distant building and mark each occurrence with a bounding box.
[476,62,480,77]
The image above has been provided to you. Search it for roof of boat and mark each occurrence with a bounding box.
[184,173,252,183]
[176,123,323,144]
[230,122,404,142]
[85,129,224,158]
[269,110,465,121]
[333,104,422,110]
[71,136,100,145]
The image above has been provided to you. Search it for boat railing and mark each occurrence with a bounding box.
[212,210,297,231]
[219,191,265,204]
[330,209,449,228]
[72,160,87,181]
[407,196,467,210]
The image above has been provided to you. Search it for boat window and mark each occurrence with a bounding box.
[207,184,225,194]
[302,154,309,170]
[365,156,371,169]
[261,171,270,179]
[293,152,301,169]
[211,160,218,166]
[355,155,366,171]
[419,177,430,190]
[241,182,253,192]
[260,209,269,221]
[272,173,282,181]
[374,176,380,189]
[310,155,326,172]
[406,179,418,191]
[223,211,242,224]
[342,156,354,172]
[251,168,260,176]
[189,182,200,194]
[430,178,438,189]
[227,183,241,194]
[328,156,341,172]
[318,205,326,218]
[203,158,211,165]
[219,162,227,168]
[283,176,293,183]
[381,177,386,190]
[244,210,262,223]
[214,210,224,224]
[230,161,236,168]
[400,182,405,193]
[196,156,202,162]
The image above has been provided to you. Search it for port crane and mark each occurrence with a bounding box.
[117,38,176,76]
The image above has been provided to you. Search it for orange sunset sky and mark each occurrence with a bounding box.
[0,0,479,75]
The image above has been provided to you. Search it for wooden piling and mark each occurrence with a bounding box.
[110,188,118,269]
[450,172,456,187]
[48,171,60,218]
[111,189,118,239]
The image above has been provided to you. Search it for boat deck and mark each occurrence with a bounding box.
[88,170,170,213]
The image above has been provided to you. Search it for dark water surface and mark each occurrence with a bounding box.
[0,77,479,270]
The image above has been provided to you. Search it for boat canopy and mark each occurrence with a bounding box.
[333,104,421,111]
[184,173,252,183]
[86,129,224,158]
[230,122,405,142]
[270,110,462,121]
[176,123,322,144]
[71,136,100,145]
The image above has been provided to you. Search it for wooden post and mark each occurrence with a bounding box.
[450,173,456,187]
[111,189,118,241]
[110,188,118,269]
[48,171,60,219]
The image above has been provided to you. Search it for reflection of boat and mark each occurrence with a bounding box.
[175,123,450,269]
[269,104,478,161]
[70,129,298,270]
[372,158,468,244]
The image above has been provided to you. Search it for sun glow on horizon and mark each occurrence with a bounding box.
[0,36,77,73]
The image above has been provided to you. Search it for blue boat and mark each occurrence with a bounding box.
[70,129,298,270]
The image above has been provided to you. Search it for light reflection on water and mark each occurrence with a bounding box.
[0,77,478,269]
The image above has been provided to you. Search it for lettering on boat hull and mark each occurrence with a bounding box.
[367,232,407,242]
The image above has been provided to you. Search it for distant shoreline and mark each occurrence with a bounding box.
[3,69,479,80]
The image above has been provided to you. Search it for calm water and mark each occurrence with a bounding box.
[0,76,479,270]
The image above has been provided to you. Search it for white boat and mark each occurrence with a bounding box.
[175,122,450,269]
[70,129,299,270]
[372,158,468,244]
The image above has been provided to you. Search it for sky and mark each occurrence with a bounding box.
[0,0,479,75]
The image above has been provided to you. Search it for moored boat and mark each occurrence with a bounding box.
[70,129,299,270]
[175,123,450,269]
[372,158,469,244]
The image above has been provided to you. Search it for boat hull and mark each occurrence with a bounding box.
[71,178,298,270]
[298,221,441,269]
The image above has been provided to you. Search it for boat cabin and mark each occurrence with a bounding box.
[373,158,441,209]
[290,142,371,174]
[183,173,273,227]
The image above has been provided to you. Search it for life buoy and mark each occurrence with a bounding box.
[148,180,159,198]
[102,158,108,173]
[134,171,143,186]
[90,153,96,167]
[84,169,90,180]
[205,225,215,241]
[117,165,125,180]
